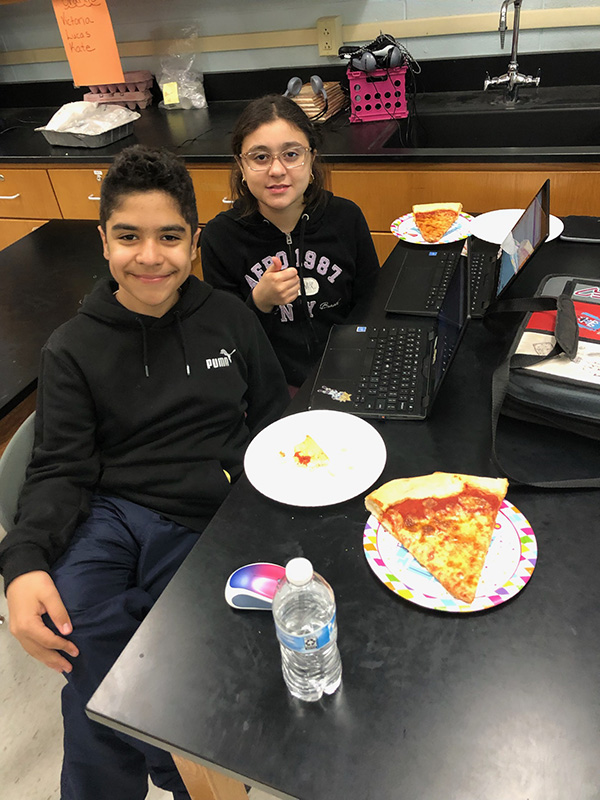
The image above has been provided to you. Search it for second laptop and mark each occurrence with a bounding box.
[385,180,550,319]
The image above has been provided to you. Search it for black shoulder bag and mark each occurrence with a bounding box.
[488,276,600,488]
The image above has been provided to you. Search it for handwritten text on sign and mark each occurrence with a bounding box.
[51,0,124,87]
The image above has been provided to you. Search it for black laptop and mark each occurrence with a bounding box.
[468,179,550,318]
[384,239,464,317]
[385,180,550,319]
[308,257,470,420]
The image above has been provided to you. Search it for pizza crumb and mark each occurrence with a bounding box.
[293,434,329,470]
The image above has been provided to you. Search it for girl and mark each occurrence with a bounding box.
[201,94,379,389]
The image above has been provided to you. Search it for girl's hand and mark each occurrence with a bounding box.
[252,256,301,312]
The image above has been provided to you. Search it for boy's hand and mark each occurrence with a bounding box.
[252,256,301,313]
[6,571,79,674]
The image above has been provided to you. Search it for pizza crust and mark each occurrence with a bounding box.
[365,472,506,515]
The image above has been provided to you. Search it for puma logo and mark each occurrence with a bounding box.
[206,348,236,369]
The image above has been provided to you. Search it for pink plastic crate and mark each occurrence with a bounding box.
[347,66,408,123]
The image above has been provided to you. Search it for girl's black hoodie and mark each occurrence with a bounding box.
[0,276,288,588]
[201,191,379,386]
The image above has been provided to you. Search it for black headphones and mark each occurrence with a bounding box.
[339,33,404,73]
[341,47,377,73]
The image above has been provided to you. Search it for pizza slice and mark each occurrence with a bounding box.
[365,472,508,603]
[293,434,329,469]
[412,202,463,243]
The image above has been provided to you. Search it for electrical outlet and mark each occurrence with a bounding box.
[317,16,343,57]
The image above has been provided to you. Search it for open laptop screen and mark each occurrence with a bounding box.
[497,180,550,297]
[429,257,469,398]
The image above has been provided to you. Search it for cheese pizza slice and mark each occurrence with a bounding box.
[412,202,463,243]
[365,472,508,603]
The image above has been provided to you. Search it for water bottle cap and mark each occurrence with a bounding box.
[285,557,313,586]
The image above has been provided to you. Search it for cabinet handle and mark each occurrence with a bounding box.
[88,194,101,201]
[0,193,20,200]
[222,197,234,204]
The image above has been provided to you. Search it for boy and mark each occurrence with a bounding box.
[0,145,289,799]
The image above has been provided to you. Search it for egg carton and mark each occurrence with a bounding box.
[83,89,153,110]
[86,70,153,94]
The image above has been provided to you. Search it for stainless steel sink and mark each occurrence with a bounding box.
[382,107,600,149]
[371,86,600,154]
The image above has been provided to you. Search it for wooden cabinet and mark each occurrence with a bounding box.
[0,164,233,273]
[188,167,233,280]
[47,166,232,224]
[48,167,107,220]
[3,159,600,256]
[0,219,48,250]
[0,166,60,250]
[370,232,398,265]
[188,168,233,224]
[329,163,600,261]
[0,167,61,219]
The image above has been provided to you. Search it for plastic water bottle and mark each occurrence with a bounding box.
[272,557,342,701]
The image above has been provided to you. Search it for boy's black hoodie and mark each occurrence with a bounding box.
[0,276,288,588]
[201,191,379,386]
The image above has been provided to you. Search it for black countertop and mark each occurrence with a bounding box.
[87,237,600,800]
[2,84,600,165]
[0,220,109,415]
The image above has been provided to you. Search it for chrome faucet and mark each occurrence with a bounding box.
[484,0,540,102]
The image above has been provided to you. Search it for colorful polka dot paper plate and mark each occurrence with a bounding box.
[363,500,537,613]
[390,211,474,245]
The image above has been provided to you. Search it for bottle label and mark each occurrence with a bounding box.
[275,612,336,653]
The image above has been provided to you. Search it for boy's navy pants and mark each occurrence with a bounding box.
[49,495,201,800]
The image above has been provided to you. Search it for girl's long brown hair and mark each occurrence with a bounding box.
[229,94,326,217]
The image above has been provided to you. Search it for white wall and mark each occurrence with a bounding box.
[0,0,598,83]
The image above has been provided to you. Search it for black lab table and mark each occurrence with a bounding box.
[0,220,109,417]
[87,236,600,800]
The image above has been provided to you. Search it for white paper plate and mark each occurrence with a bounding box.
[244,410,386,507]
[363,501,538,613]
[470,208,564,245]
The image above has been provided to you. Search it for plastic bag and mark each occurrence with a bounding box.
[36,102,140,135]
[157,28,207,110]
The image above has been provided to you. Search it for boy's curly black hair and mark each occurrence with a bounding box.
[99,145,198,234]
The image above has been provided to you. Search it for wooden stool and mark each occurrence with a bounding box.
[173,754,249,800]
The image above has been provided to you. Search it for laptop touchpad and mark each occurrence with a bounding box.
[318,346,370,381]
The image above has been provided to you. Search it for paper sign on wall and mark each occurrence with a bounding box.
[51,0,124,87]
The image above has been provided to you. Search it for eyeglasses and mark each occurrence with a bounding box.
[240,146,312,172]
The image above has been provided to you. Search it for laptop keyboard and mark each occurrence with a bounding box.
[352,326,428,416]
[469,249,497,313]
[424,251,461,312]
